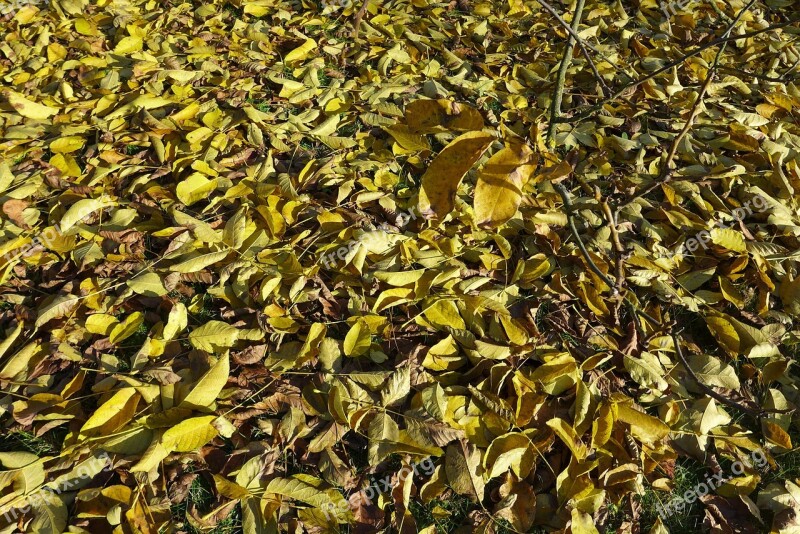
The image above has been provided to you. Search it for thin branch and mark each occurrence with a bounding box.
[537,0,612,98]
[615,0,759,214]
[542,1,794,428]
[625,299,662,332]
[547,12,620,295]
[558,17,800,124]
[599,188,626,324]
[599,191,625,294]
[546,0,588,148]
[662,0,757,174]
[671,332,763,419]
[351,0,370,41]
[719,66,792,83]
[554,182,617,294]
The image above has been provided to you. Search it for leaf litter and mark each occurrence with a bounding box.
[0,0,800,532]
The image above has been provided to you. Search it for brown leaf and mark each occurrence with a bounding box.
[2,199,30,228]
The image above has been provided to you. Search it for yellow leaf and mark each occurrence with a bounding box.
[547,418,588,461]
[570,508,600,534]
[163,302,188,341]
[188,321,239,353]
[169,250,230,273]
[710,228,746,253]
[161,416,218,452]
[484,432,535,479]
[28,497,68,534]
[129,435,168,472]
[591,402,615,449]
[105,95,174,120]
[422,336,464,371]
[176,173,218,206]
[530,158,572,185]
[79,389,139,439]
[405,99,484,133]
[114,35,143,55]
[523,354,578,395]
[344,318,371,357]
[243,1,270,16]
[423,300,466,330]
[705,315,741,354]
[284,38,317,64]
[85,314,119,335]
[126,272,167,297]
[266,477,349,519]
[49,136,86,154]
[474,142,536,227]
[60,196,117,232]
[110,312,144,345]
[418,131,494,219]
[615,404,669,444]
[719,276,744,308]
[373,287,414,312]
[35,294,79,328]
[179,352,230,409]
[74,18,97,36]
[763,420,792,449]
[3,90,58,120]
[13,5,40,24]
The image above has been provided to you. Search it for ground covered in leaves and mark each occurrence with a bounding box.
[1,0,800,532]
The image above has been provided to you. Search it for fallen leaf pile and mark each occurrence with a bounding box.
[1,0,800,532]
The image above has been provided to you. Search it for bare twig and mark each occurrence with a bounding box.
[615,0,759,214]
[598,189,626,324]
[558,17,800,124]
[671,331,763,419]
[537,0,612,98]
[719,65,793,83]
[554,183,617,294]
[661,0,758,175]
[634,309,790,420]
[352,0,370,40]
[547,16,620,295]
[545,0,586,148]
[544,0,794,429]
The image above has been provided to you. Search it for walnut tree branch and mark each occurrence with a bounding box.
[537,0,612,99]
[614,0,759,215]
[559,16,800,124]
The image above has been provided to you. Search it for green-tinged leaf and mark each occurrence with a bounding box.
[189,321,239,353]
[179,352,230,409]
[60,196,116,231]
[161,416,218,452]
